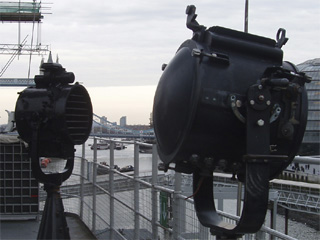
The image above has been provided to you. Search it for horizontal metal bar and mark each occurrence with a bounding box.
[293,156,320,165]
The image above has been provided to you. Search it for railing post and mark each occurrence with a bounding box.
[255,229,265,240]
[134,142,140,240]
[109,141,115,239]
[92,137,97,233]
[271,198,278,240]
[273,199,278,231]
[173,171,182,240]
[80,142,86,220]
[151,144,159,240]
[218,197,224,211]
[199,224,209,240]
[237,182,243,216]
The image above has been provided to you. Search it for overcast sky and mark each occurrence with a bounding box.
[0,0,319,124]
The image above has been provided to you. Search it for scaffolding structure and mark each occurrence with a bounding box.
[0,1,50,79]
[0,1,42,22]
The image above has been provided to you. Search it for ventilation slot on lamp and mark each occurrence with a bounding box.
[65,87,92,145]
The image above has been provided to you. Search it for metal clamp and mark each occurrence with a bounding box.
[192,48,229,64]
[230,95,245,123]
[270,104,281,123]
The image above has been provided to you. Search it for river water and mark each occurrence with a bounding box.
[74,138,319,240]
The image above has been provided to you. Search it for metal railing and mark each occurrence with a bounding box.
[39,138,305,240]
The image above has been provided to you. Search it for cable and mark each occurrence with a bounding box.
[184,176,204,200]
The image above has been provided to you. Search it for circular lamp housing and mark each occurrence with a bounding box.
[153,26,308,180]
[15,63,93,158]
[153,6,310,237]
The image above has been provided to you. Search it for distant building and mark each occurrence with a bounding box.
[149,112,153,127]
[120,116,127,127]
[297,58,320,156]
[100,116,107,124]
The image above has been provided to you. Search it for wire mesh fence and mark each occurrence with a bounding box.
[37,139,299,240]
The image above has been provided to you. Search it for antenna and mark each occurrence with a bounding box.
[244,0,249,33]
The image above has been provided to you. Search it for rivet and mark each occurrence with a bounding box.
[236,100,242,107]
[257,119,265,126]
[258,95,265,101]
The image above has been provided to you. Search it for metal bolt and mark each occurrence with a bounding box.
[258,85,263,90]
[236,100,242,107]
[258,95,265,101]
[192,48,201,56]
[257,119,265,126]
[266,100,271,105]
[250,100,255,105]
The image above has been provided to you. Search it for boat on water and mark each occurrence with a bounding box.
[115,142,127,150]
[89,141,127,150]
[139,139,155,153]
[139,145,152,153]
[119,165,134,172]
[97,162,120,174]
[90,143,110,150]
[97,162,133,174]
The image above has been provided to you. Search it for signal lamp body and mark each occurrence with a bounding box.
[153,5,310,238]
[15,62,93,185]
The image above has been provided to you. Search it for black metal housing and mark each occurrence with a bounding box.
[15,62,93,240]
[153,11,308,180]
[15,63,92,159]
[153,5,310,238]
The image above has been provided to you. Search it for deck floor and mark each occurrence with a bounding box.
[0,214,96,240]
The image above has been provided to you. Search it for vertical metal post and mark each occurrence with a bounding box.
[80,143,86,220]
[285,209,289,235]
[236,183,242,216]
[255,230,265,240]
[151,144,159,240]
[199,224,209,240]
[272,199,277,232]
[109,141,115,240]
[92,137,97,233]
[270,207,274,229]
[18,1,21,47]
[244,0,249,33]
[218,197,224,211]
[173,172,182,240]
[134,142,140,240]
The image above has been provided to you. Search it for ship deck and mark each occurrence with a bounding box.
[0,214,96,240]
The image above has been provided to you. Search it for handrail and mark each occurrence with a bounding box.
[59,138,309,240]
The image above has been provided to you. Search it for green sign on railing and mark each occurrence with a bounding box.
[160,191,169,227]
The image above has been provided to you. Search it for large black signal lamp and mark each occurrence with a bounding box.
[153,5,310,238]
[15,62,93,186]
